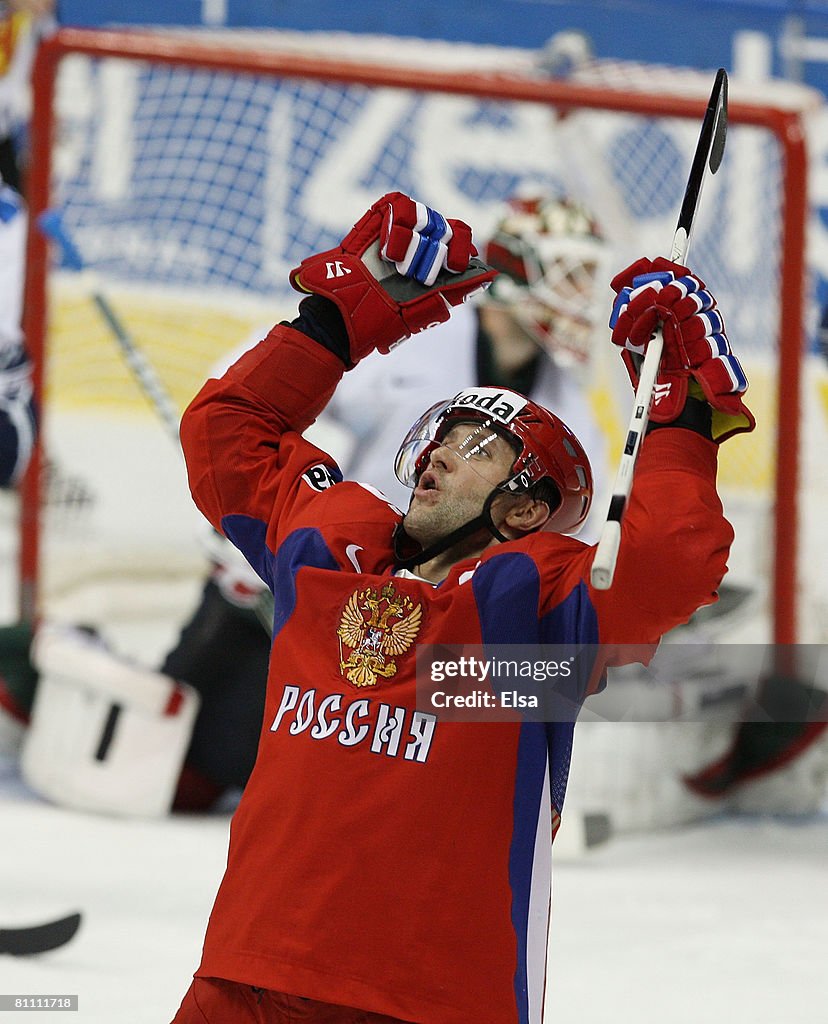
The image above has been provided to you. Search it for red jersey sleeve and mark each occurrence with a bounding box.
[534,428,732,648]
[180,324,352,569]
[592,428,733,643]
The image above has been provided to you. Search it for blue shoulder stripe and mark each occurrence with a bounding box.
[221,515,340,639]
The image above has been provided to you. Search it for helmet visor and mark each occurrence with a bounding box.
[394,390,529,490]
[394,398,451,488]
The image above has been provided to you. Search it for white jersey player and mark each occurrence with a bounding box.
[0,180,33,485]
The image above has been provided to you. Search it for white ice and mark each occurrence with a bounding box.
[2,744,826,1024]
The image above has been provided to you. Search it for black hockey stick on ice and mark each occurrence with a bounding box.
[38,210,181,442]
[0,912,82,955]
[590,68,728,590]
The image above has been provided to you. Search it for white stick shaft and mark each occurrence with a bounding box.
[590,521,621,592]
[590,330,664,590]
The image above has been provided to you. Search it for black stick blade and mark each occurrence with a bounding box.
[671,67,729,261]
[0,912,82,956]
[709,68,728,173]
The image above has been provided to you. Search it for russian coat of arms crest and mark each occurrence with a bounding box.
[337,582,423,688]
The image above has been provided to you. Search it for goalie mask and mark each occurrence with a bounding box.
[394,386,593,558]
[484,195,607,365]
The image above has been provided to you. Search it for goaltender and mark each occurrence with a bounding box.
[171,192,753,1024]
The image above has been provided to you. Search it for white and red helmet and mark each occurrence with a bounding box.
[484,194,607,365]
[395,386,593,535]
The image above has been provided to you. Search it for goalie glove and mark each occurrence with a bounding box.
[289,192,496,366]
[609,257,755,442]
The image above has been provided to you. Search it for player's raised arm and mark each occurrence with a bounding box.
[179,192,494,534]
[586,256,755,643]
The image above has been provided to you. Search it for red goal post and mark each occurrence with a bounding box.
[20,27,815,643]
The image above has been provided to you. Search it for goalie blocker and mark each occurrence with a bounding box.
[21,625,200,818]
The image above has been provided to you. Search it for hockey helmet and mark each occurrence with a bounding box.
[484,194,607,364]
[395,386,593,534]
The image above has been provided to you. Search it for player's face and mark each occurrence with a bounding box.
[403,422,517,547]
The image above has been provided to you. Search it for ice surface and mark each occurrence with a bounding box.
[1,748,826,1024]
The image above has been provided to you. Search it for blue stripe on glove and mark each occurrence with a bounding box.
[409,208,449,285]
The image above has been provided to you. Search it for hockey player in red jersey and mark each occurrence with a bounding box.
[171,191,751,1024]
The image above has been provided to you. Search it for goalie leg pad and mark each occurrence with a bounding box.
[21,625,200,818]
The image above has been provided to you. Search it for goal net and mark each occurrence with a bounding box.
[20,26,825,653]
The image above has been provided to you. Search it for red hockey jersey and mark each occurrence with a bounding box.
[179,324,733,1024]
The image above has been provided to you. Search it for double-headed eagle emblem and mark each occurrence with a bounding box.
[337,582,423,688]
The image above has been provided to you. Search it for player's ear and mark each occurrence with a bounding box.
[500,495,551,536]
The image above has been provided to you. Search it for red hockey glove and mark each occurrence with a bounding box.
[609,257,755,442]
[289,192,496,365]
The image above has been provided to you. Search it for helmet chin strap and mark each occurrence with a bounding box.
[392,487,510,573]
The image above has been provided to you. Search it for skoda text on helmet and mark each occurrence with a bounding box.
[483,195,607,365]
[393,386,593,567]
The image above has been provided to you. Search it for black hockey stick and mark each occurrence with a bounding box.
[590,68,728,590]
[39,210,277,631]
[0,912,82,955]
[38,210,181,442]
